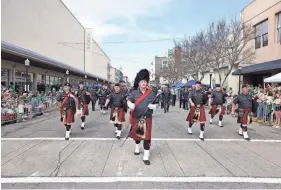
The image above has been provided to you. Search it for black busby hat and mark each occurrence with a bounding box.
[133,69,150,89]
[79,81,84,85]
[64,83,71,87]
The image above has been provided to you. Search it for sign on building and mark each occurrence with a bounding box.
[168,49,173,60]
[87,32,92,50]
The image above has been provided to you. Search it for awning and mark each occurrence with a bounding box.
[232,59,281,75]
[264,72,281,83]
[1,40,114,83]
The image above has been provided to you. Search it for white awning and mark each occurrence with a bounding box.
[264,72,281,83]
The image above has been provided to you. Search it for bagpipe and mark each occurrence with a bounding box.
[202,90,209,105]
[120,91,162,147]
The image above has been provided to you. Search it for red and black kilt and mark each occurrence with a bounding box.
[78,103,89,116]
[60,109,75,125]
[110,107,125,125]
[237,108,251,125]
[209,105,225,116]
[186,106,206,123]
[130,117,152,141]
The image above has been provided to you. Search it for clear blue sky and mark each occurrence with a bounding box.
[63,0,252,81]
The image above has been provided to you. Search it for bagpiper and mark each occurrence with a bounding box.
[127,69,158,165]
[186,81,208,140]
[232,85,256,140]
[97,84,109,114]
[209,84,227,127]
[104,83,126,139]
[56,83,78,140]
[76,81,91,130]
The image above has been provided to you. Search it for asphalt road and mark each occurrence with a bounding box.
[2,104,281,189]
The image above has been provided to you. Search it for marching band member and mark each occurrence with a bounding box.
[104,83,126,139]
[232,85,256,140]
[97,84,109,115]
[186,81,208,140]
[76,81,91,130]
[209,84,227,127]
[127,69,158,165]
[56,83,78,140]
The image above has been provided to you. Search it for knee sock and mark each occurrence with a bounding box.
[65,124,71,131]
[117,124,122,130]
[81,116,85,122]
[200,123,205,131]
[143,140,151,150]
[241,125,247,132]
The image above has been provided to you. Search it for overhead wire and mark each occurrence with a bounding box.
[57,42,146,64]
[59,37,183,44]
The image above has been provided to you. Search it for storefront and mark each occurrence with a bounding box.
[232,59,281,86]
[1,40,114,93]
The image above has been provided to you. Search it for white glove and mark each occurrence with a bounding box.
[147,104,157,110]
[127,101,135,110]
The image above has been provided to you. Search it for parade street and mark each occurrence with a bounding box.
[2,106,281,189]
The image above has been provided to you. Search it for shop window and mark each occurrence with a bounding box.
[50,76,55,85]
[277,12,281,43]
[37,74,42,84]
[46,75,50,85]
[1,69,8,87]
[255,19,268,49]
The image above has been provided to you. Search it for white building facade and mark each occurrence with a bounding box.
[1,0,113,92]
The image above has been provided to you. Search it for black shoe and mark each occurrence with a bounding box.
[134,152,140,155]
[116,136,121,140]
[244,137,251,141]
[199,137,204,141]
[65,137,69,140]
[81,127,85,130]
[220,125,224,127]
[143,160,150,165]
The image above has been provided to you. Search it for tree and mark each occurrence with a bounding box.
[175,31,211,81]
[207,18,255,86]
[221,18,255,86]
[159,62,183,84]
[173,17,255,86]
[206,19,230,85]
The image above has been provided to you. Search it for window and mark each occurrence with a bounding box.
[1,69,8,87]
[277,13,281,43]
[255,20,268,49]
[162,61,168,68]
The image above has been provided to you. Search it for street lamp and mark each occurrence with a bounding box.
[238,65,242,94]
[66,70,69,83]
[209,68,214,89]
[84,75,87,85]
[24,59,30,91]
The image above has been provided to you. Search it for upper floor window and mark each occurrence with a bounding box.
[255,19,268,49]
[277,12,281,43]
[162,61,168,68]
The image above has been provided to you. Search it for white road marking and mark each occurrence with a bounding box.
[30,171,39,177]
[116,161,123,176]
[1,138,281,143]
[1,177,281,184]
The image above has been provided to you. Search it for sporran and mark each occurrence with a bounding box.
[136,118,146,139]
[192,106,201,122]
